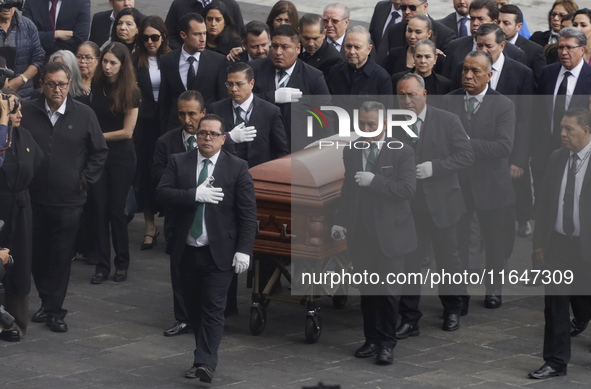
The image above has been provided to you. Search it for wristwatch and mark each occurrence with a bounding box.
[20,74,28,84]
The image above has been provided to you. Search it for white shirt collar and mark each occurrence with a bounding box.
[278,61,297,77]
[182,130,197,146]
[456,12,469,22]
[508,34,519,45]
[559,58,585,80]
[329,34,345,48]
[110,11,115,22]
[417,104,427,123]
[232,93,254,113]
[466,84,488,102]
[45,97,67,116]
[181,45,201,63]
[572,138,591,160]
[197,149,221,166]
[391,4,402,19]
[492,52,505,73]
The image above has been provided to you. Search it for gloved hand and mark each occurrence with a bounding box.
[195,179,224,204]
[275,87,303,103]
[232,252,250,273]
[331,225,347,240]
[355,171,374,187]
[228,123,257,143]
[416,161,433,179]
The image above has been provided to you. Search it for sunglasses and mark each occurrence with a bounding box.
[141,34,161,42]
[400,4,422,11]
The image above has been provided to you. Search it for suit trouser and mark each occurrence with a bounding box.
[31,203,82,320]
[543,232,591,370]
[514,167,533,224]
[180,244,234,370]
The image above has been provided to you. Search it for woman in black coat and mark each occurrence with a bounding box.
[0,93,43,340]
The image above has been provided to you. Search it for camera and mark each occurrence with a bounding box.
[0,67,20,114]
[0,0,24,11]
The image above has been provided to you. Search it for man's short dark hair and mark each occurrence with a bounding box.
[466,50,493,72]
[242,20,270,41]
[40,62,72,81]
[499,4,523,25]
[476,23,504,44]
[299,13,325,34]
[564,107,591,129]
[178,90,205,112]
[178,13,205,34]
[198,113,225,133]
[271,24,300,44]
[470,0,499,22]
[227,62,254,82]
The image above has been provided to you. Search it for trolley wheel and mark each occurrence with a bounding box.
[305,314,322,344]
[332,295,348,309]
[249,306,266,336]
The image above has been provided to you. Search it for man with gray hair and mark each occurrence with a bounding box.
[298,13,343,78]
[326,26,392,95]
[323,3,350,59]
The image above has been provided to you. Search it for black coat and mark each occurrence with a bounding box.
[530,30,559,65]
[298,41,343,79]
[88,10,111,48]
[515,35,546,82]
[326,58,393,95]
[437,12,460,36]
[369,0,403,50]
[0,127,43,294]
[384,46,411,75]
[386,16,456,54]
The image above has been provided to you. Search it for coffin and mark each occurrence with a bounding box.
[249,144,347,260]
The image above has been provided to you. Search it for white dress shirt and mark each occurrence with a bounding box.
[489,53,505,90]
[466,84,488,107]
[328,34,345,52]
[275,61,296,89]
[179,46,201,90]
[554,140,591,237]
[456,12,470,33]
[45,97,67,126]
[232,93,254,124]
[182,130,198,151]
[381,5,403,37]
[186,149,221,247]
[551,59,585,133]
[508,34,519,45]
[148,56,161,102]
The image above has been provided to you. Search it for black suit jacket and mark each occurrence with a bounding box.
[334,138,417,257]
[515,35,546,82]
[299,41,343,79]
[209,96,289,168]
[386,16,456,54]
[384,46,411,75]
[134,59,159,121]
[23,0,90,56]
[533,147,591,261]
[530,30,559,64]
[437,12,459,36]
[156,149,257,270]
[444,88,516,210]
[369,1,402,50]
[326,58,393,95]
[165,0,244,50]
[159,49,228,133]
[88,10,111,48]
[393,105,474,228]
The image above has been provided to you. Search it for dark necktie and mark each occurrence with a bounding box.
[366,144,377,172]
[459,17,469,37]
[234,106,244,126]
[190,159,211,239]
[187,135,196,151]
[466,97,478,121]
[331,41,340,51]
[411,120,421,143]
[553,71,572,143]
[187,56,197,90]
[562,153,579,236]
[50,0,59,30]
[277,70,288,88]
[301,51,312,61]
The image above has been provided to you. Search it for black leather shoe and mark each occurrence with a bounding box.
[354,342,379,358]
[224,305,239,317]
[113,270,127,282]
[376,347,393,365]
[185,366,197,379]
[395,322,420,339]
[163,322,190,337]
[484,294,502,309]
[195,365,214,383]
[31,306,47,323]
[442,313,460,331]
[570,317,589,337]
[91,273,108,284]
[0,329,20,342]
[46,317,68,333]
[528,364,566,379]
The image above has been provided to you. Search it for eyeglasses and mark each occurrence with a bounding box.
[196,130,223,139]
[557,45,583,52]
[225,81,248,88]
[400,3,424,11]
[551,12,568,19]
[141,34,161,42]
[42,81,69,90]
[323,18,348,25]
[76,55,98,62]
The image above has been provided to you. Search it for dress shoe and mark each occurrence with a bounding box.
[113,270,127,282]
[376,347,393,365]
[528,364,566,379]
[195,365,214,383]
[185,366,198,379]
[31,306,47,323]
[0,328,20,342]
[46,317,68,333]
[354,342,380,358]
[395,322,419,339]
[140,229,160,250]
[91,273,108,284]
[163,322,190,337]
[570,317,589,337]
[484,294,502,309]
[224,305,239,317]
[442,313,460,331]
[517,221,532,237]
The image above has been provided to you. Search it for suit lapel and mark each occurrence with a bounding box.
[573,62,591,96]
[496,61,510,92]
[189,150,198,188]
[286,60,301,89]
[171,50,185,91]
[173,128,186,153]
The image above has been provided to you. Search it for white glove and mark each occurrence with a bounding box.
[355,171,374,187]
[195,179,224,204]
[416,161,433,179]
[228,123,257,143]
[275,87,303,103]
[232,252,250,273]
[331,225,347,240]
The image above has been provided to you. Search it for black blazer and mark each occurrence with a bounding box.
[326,58,393,95]
[165,0,244,50]
[206,37,242,56]
[515,35,546,82]
[134,59,159,121]
[88,10,111,48]
[159,48,228,133]
[369,0,402,50]
[209,95,289,168]
[392,69,452,95]
[386,16,456,54]
[437,12,459,36]
[384,46,411,75]
[156,149,257,269]
[23,0,90,56]
[334,137,417,258]
[530,30,559,65]
[444,88,516,210]
[298,41,343,79]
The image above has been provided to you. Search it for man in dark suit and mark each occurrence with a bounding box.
[394,73,473,338]
[332,100,417,365]
[528,107,591,380]
[299,14,343,79]
[88,0,133,48]
[326,26,392,95]
[499,5,546,81]
[227,21,270,63]
[445,50,516,311]
[23,0,90,57]
[438,0,472,38]
[165,0,244,50]
[159,13,228,133]
[250,25,330,151]
[156,114,257,383]
[323,3,350,59]
[369,0,403,57]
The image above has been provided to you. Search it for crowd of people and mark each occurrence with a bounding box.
[0,0,590,384]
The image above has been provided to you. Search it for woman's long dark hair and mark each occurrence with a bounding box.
[203,1,240,45]
[94,42,139,114]
[136,15,171,69]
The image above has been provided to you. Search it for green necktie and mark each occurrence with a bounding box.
[234,106,244,126]
[190,159,211,239]
[187,135,196,151]
[466,97,478,120]
[278,70,287,88]
[366,144,377,172]
[411,121,420,143]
